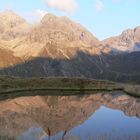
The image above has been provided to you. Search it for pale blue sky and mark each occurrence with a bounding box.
[0,0,140,40]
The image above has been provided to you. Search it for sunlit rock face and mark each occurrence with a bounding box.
[0,10,31,41]
[0,92,140,139]
[0,11,104,60]
[0,11,111,70]
[0,47,21,68]
[13,13,105,59]
[0,11,30,68]
[28,13,99,46]
[103,26,140,52]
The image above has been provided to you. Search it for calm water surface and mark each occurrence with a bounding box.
[0,91,140,140]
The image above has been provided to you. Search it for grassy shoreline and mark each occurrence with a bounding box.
[0,76,139,99]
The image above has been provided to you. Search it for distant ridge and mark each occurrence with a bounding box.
[103,26,140,52]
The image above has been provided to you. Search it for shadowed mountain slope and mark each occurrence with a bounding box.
[0,51,140,83]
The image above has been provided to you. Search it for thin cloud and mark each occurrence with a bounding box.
[112,0,133,3]
[95,0,104,12]
[22,9,48,23]
[35,9,48,18]
[45,0,77,13]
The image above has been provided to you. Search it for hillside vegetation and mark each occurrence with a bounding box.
[0,76,140,100]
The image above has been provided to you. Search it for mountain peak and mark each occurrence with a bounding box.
[27,13,100,49]
[0,10,25,23]
[121,28,133,37]
[134,26,140,31]
[1,10,17,16]
[41,13,57,24]
[0,10,30,40]
[103,26,140,52]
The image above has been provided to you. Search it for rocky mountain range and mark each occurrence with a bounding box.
[103,27,140,52]
[0,11,140,83]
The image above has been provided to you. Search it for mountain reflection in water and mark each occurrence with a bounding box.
[0,91,140,140]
